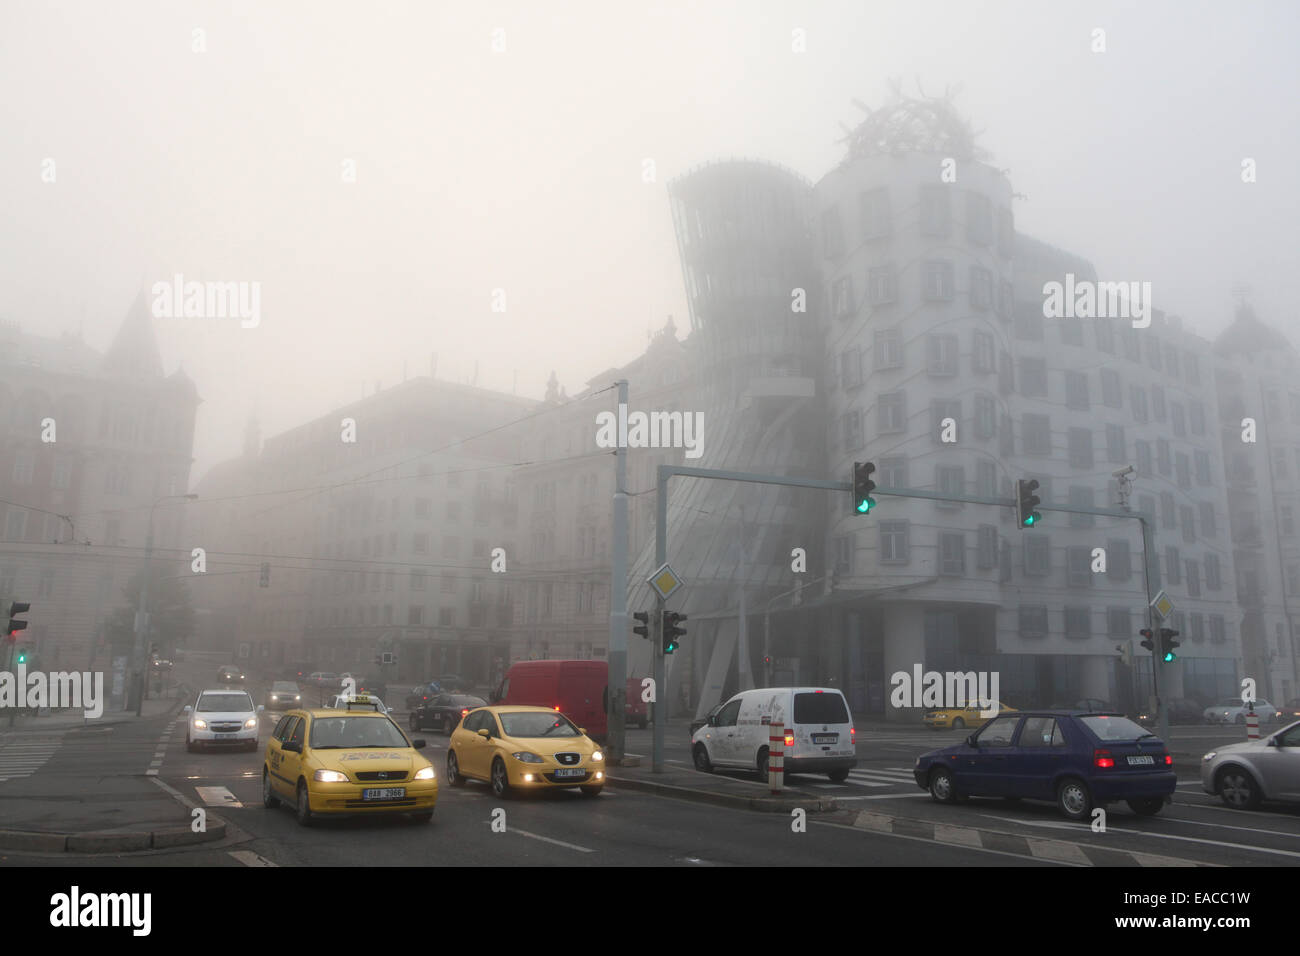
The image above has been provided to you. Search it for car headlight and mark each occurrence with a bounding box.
[414,766,436,780]
[294,695,300,701]
[512,752,545,763]
[314,769,348,783]
[1203,751,1217,761]
[271,695,278,701]
[244,718,258,729]
[192,718,207,730]
[591,751,603,762]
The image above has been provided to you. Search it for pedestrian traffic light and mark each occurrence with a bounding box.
[1159,628,1180,662]
[6,601,29,638]
[15,649,26,665]
[632,611,650,639]
[852,461,877,514]
[259,563,270,587]
[1015,479,1041,528]
[662,611,687,654]
[1116,643,1133,667]
[1139,628,1155,652]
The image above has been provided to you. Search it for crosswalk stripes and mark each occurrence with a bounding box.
[810,766,918,790]
[0,734,62,782]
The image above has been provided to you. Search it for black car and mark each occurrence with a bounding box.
[1135,697,1202,726]
[913,710,1176,820]
[405,682,442,711]
[410,693,488,735]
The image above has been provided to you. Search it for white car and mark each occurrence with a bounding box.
[185,689,263,752]
[690,686,857,781]
[1203,698,1279,725]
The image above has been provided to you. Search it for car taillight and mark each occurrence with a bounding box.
[1094,749,1114,769]
[1164,753,1173,765]
[850,727,856,743]
[461,709,469,716]
[784,732,794,747]
[554,706,561,711]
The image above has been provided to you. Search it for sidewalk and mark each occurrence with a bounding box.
[0,686,190,734]
[606,756,839,813]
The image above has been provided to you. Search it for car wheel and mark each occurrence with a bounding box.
[1056,778,1093,821]
[952,717,965,730]
[580,786,602,797]
[295,782,315,827]
[1127,797,1164,816]
[490,758,512,798]
[410,811,434,823]
[692,744,712,773]
[447,751,466,787]
[262,770,280,809]
[638,717,648,730]
[827,768,850,783]
[928,767,957,804]
[1217,767,1261,810]
[755,747,770,780]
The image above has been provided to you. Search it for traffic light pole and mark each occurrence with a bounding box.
[607,379,630,765]
[1139,515,1171,746]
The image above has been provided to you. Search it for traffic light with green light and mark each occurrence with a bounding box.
[852,461,877,514]
[662,611,687,654]
[1159,627,1180,662]
[1016,479,1042,528]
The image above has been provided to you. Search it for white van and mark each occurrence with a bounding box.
[690,687,856,781]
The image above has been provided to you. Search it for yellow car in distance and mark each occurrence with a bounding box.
[262,696,438,826]
[923,700,1017,731]
[446,705,606,798]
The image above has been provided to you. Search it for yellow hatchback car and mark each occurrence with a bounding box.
[923,700,1017,730]
[262,696,438,826]
[446,705,606,798]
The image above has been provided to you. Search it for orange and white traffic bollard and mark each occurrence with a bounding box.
[768,720,785,794]
[1246,705,1260,740]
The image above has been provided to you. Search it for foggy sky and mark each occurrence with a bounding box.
[2,0,1296,480]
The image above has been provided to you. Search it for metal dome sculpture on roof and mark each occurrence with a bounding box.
[839,78,990,164]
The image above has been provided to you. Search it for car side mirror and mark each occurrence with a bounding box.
[183,705,192,714]
[579,728,587,736]
[966,734,978,748]
[707,715,717,727]
[477,728,491,739]
[282,741,302,754]
[413,739,426,750]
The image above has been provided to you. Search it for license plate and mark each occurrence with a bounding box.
[1127,755,1154,765]
[812,734,837,744]
[362,788,406,801]
[553,768,585,778]
[215,733,237,739]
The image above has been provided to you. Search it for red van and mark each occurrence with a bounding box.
[494,660,609,739]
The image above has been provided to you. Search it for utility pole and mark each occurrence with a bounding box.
[1139,514,1170,745]
[607,379,630,764]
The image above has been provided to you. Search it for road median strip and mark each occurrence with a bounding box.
[0,818,226,853]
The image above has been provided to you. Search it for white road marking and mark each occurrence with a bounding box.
[196,786,244,807]
[229,850,277,867]
[1027,837,1092,865]
[836,792,932,801]
[507,827,595,853]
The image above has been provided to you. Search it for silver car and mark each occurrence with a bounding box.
[1201,721,1300,809]
[1202,698,1278,725]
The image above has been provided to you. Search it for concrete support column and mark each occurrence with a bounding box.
[882,604,925,724]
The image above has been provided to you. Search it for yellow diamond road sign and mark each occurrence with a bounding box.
[1151,590,1175,619]
[648,563,684,600]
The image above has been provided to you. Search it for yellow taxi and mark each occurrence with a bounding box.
[262,695,438,826]
[923,700,1017,730]
[446,705,605,798]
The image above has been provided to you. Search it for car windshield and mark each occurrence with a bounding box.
[452,696,487,708]
[197,693,253,712]
[271,683,298,692]
[309,716,408,749]
[1080,715,1153,741]
[499,712,581,738]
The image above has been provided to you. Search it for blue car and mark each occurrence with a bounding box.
[913,710,1176,819]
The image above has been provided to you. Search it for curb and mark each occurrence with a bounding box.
[0,817,227,854]
[607,774,838,813]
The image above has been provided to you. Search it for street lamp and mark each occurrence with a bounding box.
[133,493,197,715]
